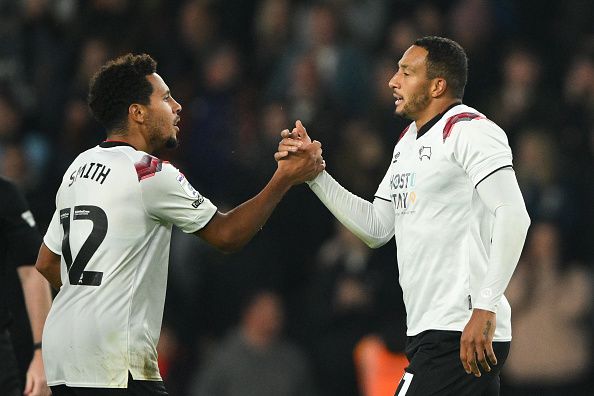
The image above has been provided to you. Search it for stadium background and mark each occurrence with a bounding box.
[1,0,593,395]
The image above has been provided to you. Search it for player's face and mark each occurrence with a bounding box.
[145,73,182,150]
[388,45,432,121]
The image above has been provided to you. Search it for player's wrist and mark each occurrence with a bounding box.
[269,170,294,193]
[305,169,325,186]
[471,306,496,315]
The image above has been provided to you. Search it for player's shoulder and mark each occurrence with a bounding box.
[133,153,181,184]
[442,105,504,143]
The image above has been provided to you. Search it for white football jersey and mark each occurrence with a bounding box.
[43,142,217,387]
[375,104,514,341]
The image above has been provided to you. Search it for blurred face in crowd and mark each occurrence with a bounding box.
[244,292,284,341]
[388,45,432,121]
[144,73,182,150]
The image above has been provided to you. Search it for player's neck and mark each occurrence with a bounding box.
[106,130,150,153]
[414,98,461,130]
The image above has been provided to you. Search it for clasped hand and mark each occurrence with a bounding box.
[275,120,325,183]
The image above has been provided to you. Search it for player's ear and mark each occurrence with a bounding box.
[431,77,447,98]
[129,104,145,123]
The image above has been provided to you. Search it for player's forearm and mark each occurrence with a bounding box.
[17,265,52,343]
[474,169,531,311]
[307,171,394,248]
[474,203,530,311]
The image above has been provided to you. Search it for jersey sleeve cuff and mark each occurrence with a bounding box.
[472,300,498,313]
[43,235,62,255]
[467,154,512,187]
[306,170,330,187]
[180,205,218,234]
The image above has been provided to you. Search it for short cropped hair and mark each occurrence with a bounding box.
[414,36,468,99]
[88,53,157,131]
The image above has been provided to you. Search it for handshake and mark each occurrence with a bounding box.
[274,120,326,185]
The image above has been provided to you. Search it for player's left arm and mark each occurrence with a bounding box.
[460,167,530,377]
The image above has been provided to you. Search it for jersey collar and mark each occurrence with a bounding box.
[99,140,137,150]
[416,101,462,139]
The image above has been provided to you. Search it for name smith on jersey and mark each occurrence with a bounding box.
[68,162,112,186]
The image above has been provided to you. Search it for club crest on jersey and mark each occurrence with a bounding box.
[419,146,432,161]
[176,173,200,198]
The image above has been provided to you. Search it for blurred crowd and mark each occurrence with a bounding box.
[2,0,594,395]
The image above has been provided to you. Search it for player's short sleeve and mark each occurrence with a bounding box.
[139,162,217,233]
[0,179,42,267]
[449,119,513,186]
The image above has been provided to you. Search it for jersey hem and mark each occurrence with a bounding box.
[406,326,512,342]
[47,381,127,388]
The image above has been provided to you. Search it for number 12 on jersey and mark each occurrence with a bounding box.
[59,205,107,286]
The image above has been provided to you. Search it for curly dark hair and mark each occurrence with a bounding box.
[414,36,468,99]
[88,53,157,132]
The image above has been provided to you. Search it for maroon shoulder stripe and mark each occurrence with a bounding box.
[397,125,411,143]
[135,155,163,181]
[443,112,484,142]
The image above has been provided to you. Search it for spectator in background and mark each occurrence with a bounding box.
[513,129,583,259]
[327,0,389,49]
[253,0,293,80]
[0,177,52,396]
[268,2,371,116]
[514,130,567,221]
[560,47,594,165]
[559,48,594,260]
[503,222,593,395]
[69,37,112,97]
[447,0,500,106]
[189,290,318,396]
[329,119,388,199]
[182,43,253,203]
[0,89,50,192]
[485,45,550,147]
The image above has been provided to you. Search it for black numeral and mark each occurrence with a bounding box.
[60,205,107,286]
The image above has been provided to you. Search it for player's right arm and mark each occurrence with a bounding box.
[140,140,324,253]
[196,139,324,252]
[276,121,395,248]
[35,243,62,290]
